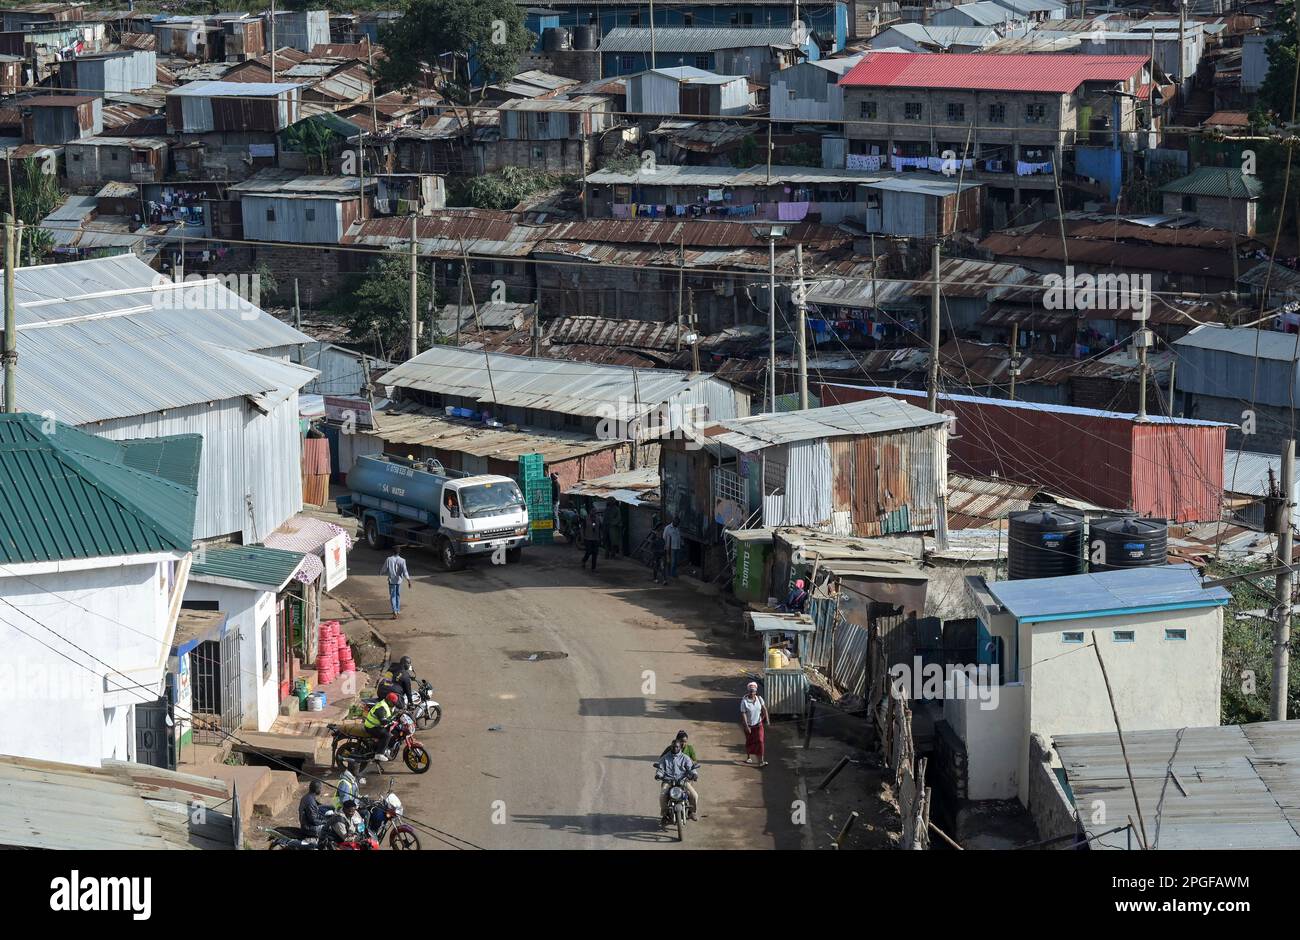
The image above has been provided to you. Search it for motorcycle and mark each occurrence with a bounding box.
[360,782,421,850]
[329,712,431,775]
[654,763,697,843]
[263,817,379,851]
[368,678,442,731]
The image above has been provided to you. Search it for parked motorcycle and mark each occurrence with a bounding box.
[263,818,379,851]
[653,763,696,843]
[360,782,421,850]
[329,712,431,775]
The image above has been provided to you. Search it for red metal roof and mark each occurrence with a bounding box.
[839,52,1148,93]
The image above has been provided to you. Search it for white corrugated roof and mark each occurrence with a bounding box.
[379,345,727,419]
[707,396,946,452]
[2,255,315,423]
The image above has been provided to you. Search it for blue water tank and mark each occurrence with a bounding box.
[347,455,448,522]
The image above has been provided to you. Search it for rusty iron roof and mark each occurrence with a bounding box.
[371,401,623,463]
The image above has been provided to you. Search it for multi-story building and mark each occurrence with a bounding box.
[839,52,1152,207]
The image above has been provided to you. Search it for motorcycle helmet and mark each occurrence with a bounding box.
[399,656,413,671]
[385,692,400,704]
[385,792,403,814]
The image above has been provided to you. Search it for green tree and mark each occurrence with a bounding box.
[1252,4,1300,243]
[448,165,559,210]
[1214,561,1300,724]
[377,0,533,98]
[348,252,433,356]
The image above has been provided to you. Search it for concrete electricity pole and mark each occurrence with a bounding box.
[927,242,940,412]
[408,213,419,360]
[3,212,14,413]
[1273,439,1295,721]
[794,242,808,410]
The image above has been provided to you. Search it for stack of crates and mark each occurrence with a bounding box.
[519,453,554,544]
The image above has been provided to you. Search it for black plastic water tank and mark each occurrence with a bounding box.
[1007,506,1086,580]
[573,25,600,50]
[542,27,572,51]
[1088,516,1168,571]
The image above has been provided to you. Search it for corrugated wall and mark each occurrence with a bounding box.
[821,384,1221,523]
[89,393,304,543]
[241,195,345,244]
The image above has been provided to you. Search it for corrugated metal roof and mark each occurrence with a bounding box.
[585,162,884,186]
[379,346,731,419]
[1055,721,1300,850]
[373,402,623,463]
[191,544,305,590]
[983,565,1229,623]
[706,396,946,453]
[946,2,1017,26]
[0,757,234,850]
[167,79,299,97]
[1223,449,1299,496]
[864,177,982,196]
[1160,166,1263,200]
[2,254,315,423]
[1174,323,1300,362]
[600,26,801,53]
[0,412,199,563]
[640,65,747,84]
[497,94,608,112]
[876,23,999,48]
[840,52,1148,92]
[828,383,1228,426]
[434,302,531,335]
[229,168,363,195]
[946,472,1106,529]
[564,467,660,504]
[1240,261,1300,297]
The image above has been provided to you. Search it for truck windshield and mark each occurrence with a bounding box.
[458,482,525,518]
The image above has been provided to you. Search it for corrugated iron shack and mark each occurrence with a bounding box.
[661,396,949,578]
[819,383,1227,523]
[22,94,101,145]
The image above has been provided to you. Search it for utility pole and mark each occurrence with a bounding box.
[794,242,808,410]
[3,212,14,413]
[927,241,940,412]
[1167,358,1176,417]
[676,238,684,351]
[408,214,419,361]
[269,0,276,83]
[649,0,656,67]
[1273,439,1295,721]
[1135,290,1151,422]
[293,277,301,331]
[1008,323,1019,401]
[767,233,777,412]
[689,290,700,374]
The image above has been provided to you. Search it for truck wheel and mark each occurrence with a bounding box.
[507,547,523,563]
[438,537,464,572]
[365,518,389,550]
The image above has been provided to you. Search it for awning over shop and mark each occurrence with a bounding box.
[263,514,353,584]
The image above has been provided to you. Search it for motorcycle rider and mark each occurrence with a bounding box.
[364,691,402,761]
[377,656,416,706]
[335,760,361,809]
[298,779,330,839]
[654,738,700,824]
[659,729,697,762]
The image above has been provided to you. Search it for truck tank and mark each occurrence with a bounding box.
[347,455,450,524]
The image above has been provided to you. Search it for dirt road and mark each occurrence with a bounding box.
[334,540,811,850]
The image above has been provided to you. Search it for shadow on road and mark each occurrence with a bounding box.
[511,812,676,843]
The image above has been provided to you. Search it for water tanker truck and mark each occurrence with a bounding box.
[337,454,529,570]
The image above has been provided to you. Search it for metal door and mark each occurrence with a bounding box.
[134,691,176,770]
[221,626,242,734]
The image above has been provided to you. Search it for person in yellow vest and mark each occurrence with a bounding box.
[364,692,401,761]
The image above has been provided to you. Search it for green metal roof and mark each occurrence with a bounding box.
[1160,166,1263,200]
[191,544,305,590]
[0,413,201,564]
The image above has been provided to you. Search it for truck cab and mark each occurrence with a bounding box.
[337,456,530,570]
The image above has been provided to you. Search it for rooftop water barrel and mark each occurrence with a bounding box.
[573,25,600,50]
[542,27,572,51]
[1089,516,1169,572]
[1007,505,1086,580]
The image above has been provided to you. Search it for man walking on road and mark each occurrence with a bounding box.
[581,506,602,571]
[663,517,683,579]
[381,545,412,618]
[740,681,770,767]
